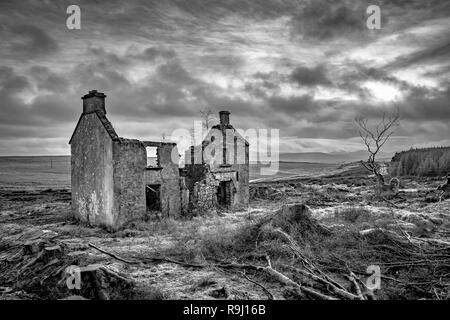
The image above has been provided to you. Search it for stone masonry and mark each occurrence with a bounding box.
[70,90,250,229]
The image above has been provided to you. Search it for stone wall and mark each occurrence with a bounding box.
[71,93,250,229]
[179,176,190,215]
[71,113,114,228]
[183,115,250,211]
[184,164,206,190]
[191,166,219,214]
[112,139,147,228]
[144,142,181,218]
[234,163,250,208]
[200,125,250,209]
[71,90,191,230]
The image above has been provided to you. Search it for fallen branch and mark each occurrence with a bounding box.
[380,196,400,208]
[87,243,363,300]
[348,272,365,300]
[240,271,275,300]
[272,228,348,292]
[285,265,360,300]
[263,265,337,300]
[88,243,138,264]
[89,243,205,269]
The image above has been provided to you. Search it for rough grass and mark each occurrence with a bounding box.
[2,176,448,300]
[334,206,372,223]
[131,285,169,300]
[146,205,449,300]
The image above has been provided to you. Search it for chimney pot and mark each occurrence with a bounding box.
[82,90,107,114]
[219,110,230,126]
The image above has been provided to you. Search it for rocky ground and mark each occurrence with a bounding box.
[0,168,449,300]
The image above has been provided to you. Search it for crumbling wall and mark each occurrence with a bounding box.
[112,139,146,228]
[234,163,250,208]
[191,166,219,214]
[144,143,181,218]
[211,169,235,205]
[184,124,250,211]
[222,129,249,208]
[205,127,249,209]
[71,113,114,228]
[179,176,190,215]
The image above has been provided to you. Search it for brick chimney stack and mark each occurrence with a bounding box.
[219,111,230,126]
[82,90,107,114]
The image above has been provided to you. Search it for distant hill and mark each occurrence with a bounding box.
[279,150,392,164]
[390,146,450,176]
[147,156,158,167]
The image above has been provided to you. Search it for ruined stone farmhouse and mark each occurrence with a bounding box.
[70,90,249,230]
[184,111,249,212]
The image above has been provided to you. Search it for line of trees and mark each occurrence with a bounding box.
[390,147,450,177]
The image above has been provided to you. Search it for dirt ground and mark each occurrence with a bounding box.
[0,169,449,300]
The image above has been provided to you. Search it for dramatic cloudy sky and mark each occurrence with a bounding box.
[0,0,449,156]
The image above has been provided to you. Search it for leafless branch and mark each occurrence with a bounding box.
[240,271,275,300]
[199,107,215,131]
[355,108,400,185]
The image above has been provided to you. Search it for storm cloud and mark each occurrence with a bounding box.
[0,0,449,155]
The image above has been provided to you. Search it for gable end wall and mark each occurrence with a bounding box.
[71,113,114,228]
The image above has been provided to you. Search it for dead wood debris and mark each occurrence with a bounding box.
[239,271,275,300]
[0,228,136,300]
[86,204,375,300]
[89,242,339,300]
[79,203,450,300]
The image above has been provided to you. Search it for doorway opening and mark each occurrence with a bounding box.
[217,181,232,206]
[146,184,161,211]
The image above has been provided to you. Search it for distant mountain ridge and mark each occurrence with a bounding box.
[279,150,392,164]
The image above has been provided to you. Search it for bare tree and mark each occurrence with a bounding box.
[199,107,215,131]
[355,108,400,190]
[436,173,450,202]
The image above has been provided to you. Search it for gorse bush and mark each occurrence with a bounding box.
[390,146,450,177]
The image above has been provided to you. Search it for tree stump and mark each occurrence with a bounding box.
[269,204,330,235]
[64,264,135,300]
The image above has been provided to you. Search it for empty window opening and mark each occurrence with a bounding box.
[217,181,232,206]
[236,172,239,181]
[146,184,161,211]
[146,147,159,167]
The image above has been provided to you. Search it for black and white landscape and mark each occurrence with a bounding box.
[0,0,449,302]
